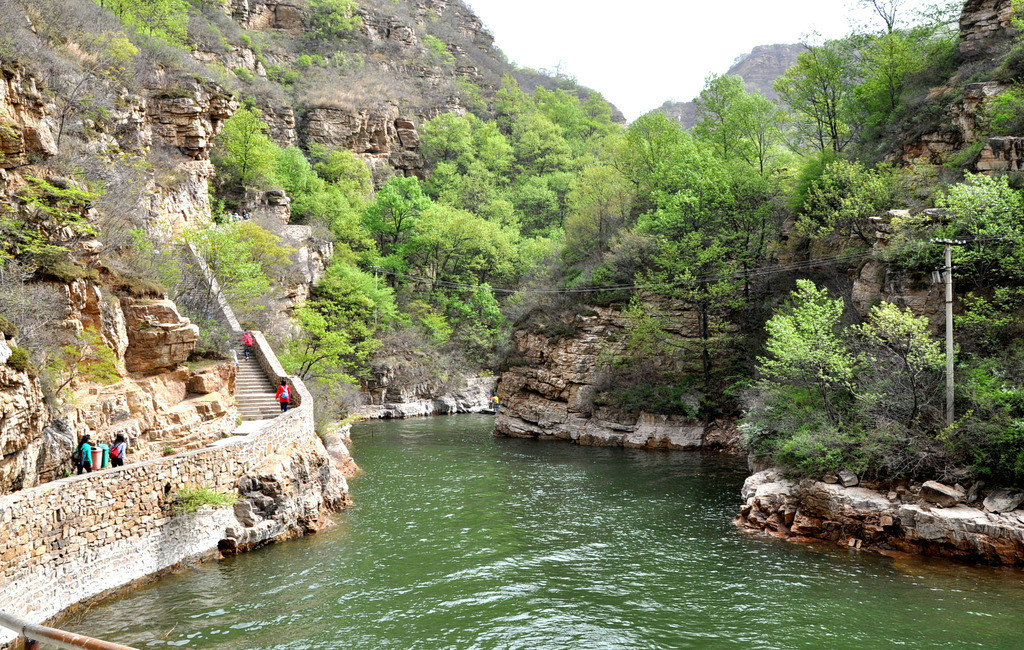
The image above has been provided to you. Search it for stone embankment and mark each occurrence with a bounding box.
[0,331,352,647]
[736,470,1024,566]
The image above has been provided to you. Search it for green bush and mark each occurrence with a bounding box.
[34,255,100,284]
[233,67,254,83]
[6,346,30,373]
[0,315,16,339]
[171,487,238,513]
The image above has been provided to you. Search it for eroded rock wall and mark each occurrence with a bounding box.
[736,470,1024,565]
[356,375,498,419]
[0,280,241,494]
[494,306,741,451]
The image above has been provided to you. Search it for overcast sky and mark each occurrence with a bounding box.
[463,0,937,120]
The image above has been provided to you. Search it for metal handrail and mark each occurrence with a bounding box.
[0,611,138,650]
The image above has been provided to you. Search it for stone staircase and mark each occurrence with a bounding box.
[236,349,281,420]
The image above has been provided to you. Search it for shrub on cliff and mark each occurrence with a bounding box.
[6,346,31,373]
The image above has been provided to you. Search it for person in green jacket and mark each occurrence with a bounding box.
[76,435,93,475]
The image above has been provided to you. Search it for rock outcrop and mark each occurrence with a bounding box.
[736,470,1024,566]
[301,103,430,181]
[494,306,742,451]
[0,280,241,494]
[960,0,1017,58]
[0,64,57,170]
[899,1,1018,166]
[356,375,498,419]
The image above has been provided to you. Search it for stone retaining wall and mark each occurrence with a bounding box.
[0,332,347,647]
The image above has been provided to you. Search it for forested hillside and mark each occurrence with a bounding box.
[2,0,1024,493]
[498,0,1024,489]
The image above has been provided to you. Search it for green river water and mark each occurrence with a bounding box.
[64,415,1024,648]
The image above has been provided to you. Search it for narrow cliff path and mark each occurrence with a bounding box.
[235,350,281,420]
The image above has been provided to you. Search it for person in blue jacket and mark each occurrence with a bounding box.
[75,435,93,474]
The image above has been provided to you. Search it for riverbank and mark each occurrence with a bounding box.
[736,469,1024,566]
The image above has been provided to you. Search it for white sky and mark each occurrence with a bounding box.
[463,0,937,120]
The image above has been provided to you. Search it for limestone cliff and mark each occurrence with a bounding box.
[494,306,741,450]
[898,0,1023,170]
[0,280,242,494]
[0,56,244,493]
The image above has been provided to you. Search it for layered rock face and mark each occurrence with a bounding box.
[850,210,945,328]
[0,281,240,494]
[737,470,1024,566]
[960,0,1017,58]
[900,1,1021,167]
[301,103,432,182]
[357,375,498,419]
[494,307,741,451]
[0,65,57,171]
[0,349,52,492]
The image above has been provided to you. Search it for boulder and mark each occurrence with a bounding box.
[839,470,859,487]
[920,481,964,508]
[983,488,1024,513]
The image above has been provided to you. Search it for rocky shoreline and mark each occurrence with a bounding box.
[356,375,497,420]
[736,470,1024,566]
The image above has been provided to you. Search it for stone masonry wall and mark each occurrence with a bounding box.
[0,366,344,646]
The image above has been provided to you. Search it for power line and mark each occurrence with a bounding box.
[368,233,1021,297]
[369,250,878,296]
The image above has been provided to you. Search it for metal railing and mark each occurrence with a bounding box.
[0,611,137,650]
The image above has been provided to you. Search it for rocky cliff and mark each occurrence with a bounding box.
[494,306,741,451]
[0,39,246,493]
[0,280,242,494]
[656,44,803,128]
[899,0,1023,169]
[737,469,1024,566]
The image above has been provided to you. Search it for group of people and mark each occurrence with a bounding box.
[224,209,250,223]
[73,433,128,475]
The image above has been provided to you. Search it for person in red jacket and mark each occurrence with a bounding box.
[276,380,292,412]
[241,331,255,359]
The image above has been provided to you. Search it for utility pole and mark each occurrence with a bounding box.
[933,239,967,426]
[944,243,954,426]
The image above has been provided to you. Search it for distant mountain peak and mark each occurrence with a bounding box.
[654,43,803,128]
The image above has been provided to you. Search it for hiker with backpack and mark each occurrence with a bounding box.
[74,435,93,475]
[110,433,128,468]
[241,330,255,359]
[276,379,292,412]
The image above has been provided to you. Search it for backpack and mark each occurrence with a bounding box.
[110,444,121,459]
[280,385,290,401]
[71,446,82,465]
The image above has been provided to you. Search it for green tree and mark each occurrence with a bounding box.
[213,107,277,192]
[775,40,858,153]
[757,280,857,423]
[307,0,362,39]
[564,164,634,262]
[797,159,899,245]
[854,302,943,428]
[362,176,432,261]
[96,0,188,44]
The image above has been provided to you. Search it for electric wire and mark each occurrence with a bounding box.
[368,232,1022,297]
